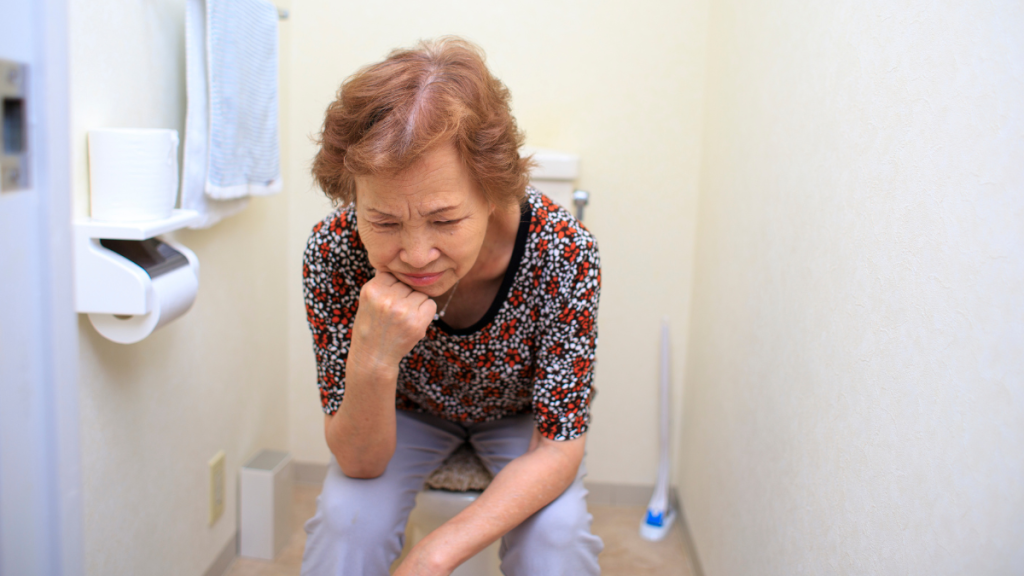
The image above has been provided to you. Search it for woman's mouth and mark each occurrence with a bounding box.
[397,271,444,287]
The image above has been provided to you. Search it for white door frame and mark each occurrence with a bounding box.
[0,0,82,574]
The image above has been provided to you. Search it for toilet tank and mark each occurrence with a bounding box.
[521,147,579,213]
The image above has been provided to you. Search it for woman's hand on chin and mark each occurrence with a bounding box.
[350,271,437,369]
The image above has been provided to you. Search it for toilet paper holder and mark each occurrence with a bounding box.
[74,209,201,343]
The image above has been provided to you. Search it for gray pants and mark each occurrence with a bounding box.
[301,410,603,575]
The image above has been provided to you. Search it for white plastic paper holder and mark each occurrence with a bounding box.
[74,208,200,241]
[74,209,200,316]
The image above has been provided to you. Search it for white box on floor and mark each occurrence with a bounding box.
[240,450,293,560]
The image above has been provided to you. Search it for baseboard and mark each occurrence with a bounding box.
[203,531,237,576]
[294,461,328,485]
[582,481,681,509]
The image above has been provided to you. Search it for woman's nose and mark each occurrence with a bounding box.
[399,231,439,269]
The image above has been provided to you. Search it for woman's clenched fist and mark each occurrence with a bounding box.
[350,272,438,369]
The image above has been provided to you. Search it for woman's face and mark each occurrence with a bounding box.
[354,144,493,298]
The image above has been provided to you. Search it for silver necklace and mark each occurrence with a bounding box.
[434,280,459,321]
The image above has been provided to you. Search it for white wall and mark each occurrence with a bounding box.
[283,0,709,489]
[70,1,290,574]
[682,1,1024,574]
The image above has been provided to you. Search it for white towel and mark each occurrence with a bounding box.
[182,0,282,228]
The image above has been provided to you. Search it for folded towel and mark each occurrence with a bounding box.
[182,0,281,228]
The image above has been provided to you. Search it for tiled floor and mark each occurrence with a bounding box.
[224,484,694,576]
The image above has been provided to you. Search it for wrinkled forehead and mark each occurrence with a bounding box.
[358,189,469,220]
[353,145,485,216]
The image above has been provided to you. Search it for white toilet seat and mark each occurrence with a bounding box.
[404,489,503,576]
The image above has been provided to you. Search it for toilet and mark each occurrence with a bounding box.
[403,491,502,576]
[520,146,581,214]
[401,148,583,576]
[402,445,502,576]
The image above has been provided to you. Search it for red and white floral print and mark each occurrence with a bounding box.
[303,188,601,441]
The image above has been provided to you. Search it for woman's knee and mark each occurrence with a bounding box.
[500,493,602,576]
[311,475,410,544]
[507,489,599,551]
[302,458,428,575]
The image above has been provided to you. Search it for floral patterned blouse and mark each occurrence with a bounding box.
[302,187,601,441]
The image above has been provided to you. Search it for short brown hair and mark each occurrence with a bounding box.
[312,37,531,207]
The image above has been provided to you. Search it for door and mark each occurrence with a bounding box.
[0,0,82,574]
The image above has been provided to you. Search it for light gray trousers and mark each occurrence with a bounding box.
[300,410,603,575]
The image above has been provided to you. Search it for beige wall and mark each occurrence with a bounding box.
[67,0,1024,573]
[71,1,290,574]
[69,0,708,572]
[682,1,1024,574]
[283,0,709,487]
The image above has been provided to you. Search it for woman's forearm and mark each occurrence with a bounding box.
[399,432,586,574]
[324,347,401,478]
[326,271,438,478]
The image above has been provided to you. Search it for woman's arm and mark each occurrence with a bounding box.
[395,430,586,576]
[322,355,398,478]
[325,272,437,478]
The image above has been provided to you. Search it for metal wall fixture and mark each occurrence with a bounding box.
[573,189,590,222]
[1,59,29,192]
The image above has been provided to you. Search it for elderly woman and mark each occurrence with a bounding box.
[301,37,603,576]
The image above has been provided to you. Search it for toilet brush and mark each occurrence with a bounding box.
[640,317,676,541]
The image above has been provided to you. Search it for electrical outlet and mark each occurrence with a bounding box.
[208,450,225,525]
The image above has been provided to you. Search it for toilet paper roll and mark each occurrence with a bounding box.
[88,263,198,344]
[89,128,180,222]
